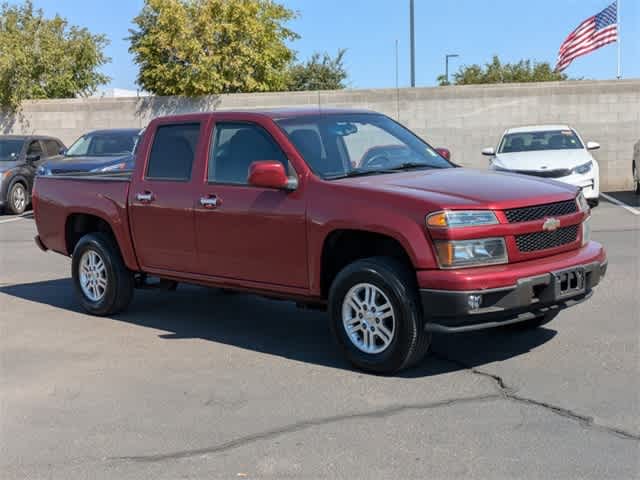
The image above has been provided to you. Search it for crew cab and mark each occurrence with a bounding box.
[32,109,607,374]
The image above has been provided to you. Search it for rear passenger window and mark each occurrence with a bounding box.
[43,140,61,156]
[146,124,200,180]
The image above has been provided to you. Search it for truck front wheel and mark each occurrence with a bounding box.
[72,233,134,316]
[328,257,431,374]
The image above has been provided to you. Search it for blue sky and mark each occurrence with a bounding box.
[23,0,639,91]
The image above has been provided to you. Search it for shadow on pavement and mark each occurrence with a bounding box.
[0,278,556,377]
[603,191,640,207]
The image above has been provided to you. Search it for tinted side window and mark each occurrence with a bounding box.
[27,141,43,156]
[146,124,200,181]
[43,140,61,156]
[209,123,288,184]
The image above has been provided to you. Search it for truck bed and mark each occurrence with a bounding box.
[33,174,135,266]
[41,171,132,181]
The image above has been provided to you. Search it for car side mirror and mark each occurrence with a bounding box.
[248,161,296,191]
[59,147,67,155]
[482,147,496,156]
[586,141,600,151]
[435,148,451,161]
[26,154,41,163]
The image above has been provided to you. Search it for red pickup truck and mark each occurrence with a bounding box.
[33,109,607,373]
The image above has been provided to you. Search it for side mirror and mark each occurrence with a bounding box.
[435,148,451,161]
[248,161,295,190]
[58,147,67,155]
[482,147,496,156]
[26,154,41,163]
[586,141,600,151]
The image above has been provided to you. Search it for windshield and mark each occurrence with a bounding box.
[276,114,452,179]
[499,130,583,153]
[65,131,139,157]
[0,140,24,161]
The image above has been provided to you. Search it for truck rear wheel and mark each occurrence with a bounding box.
[72,233,134,316]
[328,257,430,374]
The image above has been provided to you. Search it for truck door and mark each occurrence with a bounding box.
[128,122,202,274]
[194,120,308,288]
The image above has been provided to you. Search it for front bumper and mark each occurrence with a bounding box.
[421,260,607,333]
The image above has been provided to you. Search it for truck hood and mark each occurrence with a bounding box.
[44,154,132,174]
[334,168,577,210]
[492,149,593,172]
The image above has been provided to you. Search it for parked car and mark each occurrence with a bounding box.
[483,125,601,206]
[38,128,140,175]
[0,135,65,214]
[633,139,639,195]
[32,109,606,374]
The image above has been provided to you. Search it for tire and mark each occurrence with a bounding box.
[507,311,559,330]
[71,233,134,316]
[328,257,431,374]
[7,182,27,215]
[588,198,599,208]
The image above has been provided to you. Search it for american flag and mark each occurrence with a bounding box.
[555,1,618,72]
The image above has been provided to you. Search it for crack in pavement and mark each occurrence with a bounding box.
[430,352,640,442]
[111,393,501,463]
[110,352,638,465]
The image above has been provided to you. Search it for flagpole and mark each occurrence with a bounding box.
[617,0,621,79]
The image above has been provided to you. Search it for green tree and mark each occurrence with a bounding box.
[128,0,298,96]
[0,1,110,110]
[438,55,568,86]
[287,49,348,91]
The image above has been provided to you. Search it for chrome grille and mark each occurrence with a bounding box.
[505,200,578,223]
[516,225,579,253]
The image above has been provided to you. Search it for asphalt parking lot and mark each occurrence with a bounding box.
[1,196,638,479]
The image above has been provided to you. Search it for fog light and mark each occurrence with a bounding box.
[468,294,482,311]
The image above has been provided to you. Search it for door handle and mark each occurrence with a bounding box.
[136,192,154,203]
[200,196,219,208]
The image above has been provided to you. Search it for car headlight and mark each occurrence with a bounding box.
[573,161,593,174]
[582,216,592,246]
[91,162,127,173]
[427,210,499,228]
[576,191,590,212]
[37,165,51,176]
[434,238,508,268]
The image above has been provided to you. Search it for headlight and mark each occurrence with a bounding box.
[91,162,126,172]
[573,161,593,174]
[434,238,508,268]
[427,210,498,228]
[582,216,592,246]
[576,191,590,212]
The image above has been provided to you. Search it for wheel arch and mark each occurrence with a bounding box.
[318,228,416,299]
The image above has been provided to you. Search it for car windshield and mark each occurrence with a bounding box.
[65,131,139,157]
[499,130,583,153]
[276,113,452,179]
[0,139,24,161]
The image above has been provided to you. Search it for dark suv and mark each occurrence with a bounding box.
[0,135,65,215]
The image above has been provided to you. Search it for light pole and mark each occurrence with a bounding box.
[445,54,459,85]
[409,0,415,87]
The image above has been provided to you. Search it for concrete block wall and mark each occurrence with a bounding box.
[1,79,638,190]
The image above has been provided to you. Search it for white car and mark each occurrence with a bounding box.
[483,125,600,206]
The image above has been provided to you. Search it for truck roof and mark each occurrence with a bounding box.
[152,107,377,123]
[0,134,61,141]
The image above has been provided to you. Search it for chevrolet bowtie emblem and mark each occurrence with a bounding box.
[542,217,561,232]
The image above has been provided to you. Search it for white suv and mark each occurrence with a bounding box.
[483,125,600,206]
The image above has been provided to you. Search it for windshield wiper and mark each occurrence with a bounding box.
[327,168,398,180]
[386,162,439,171]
